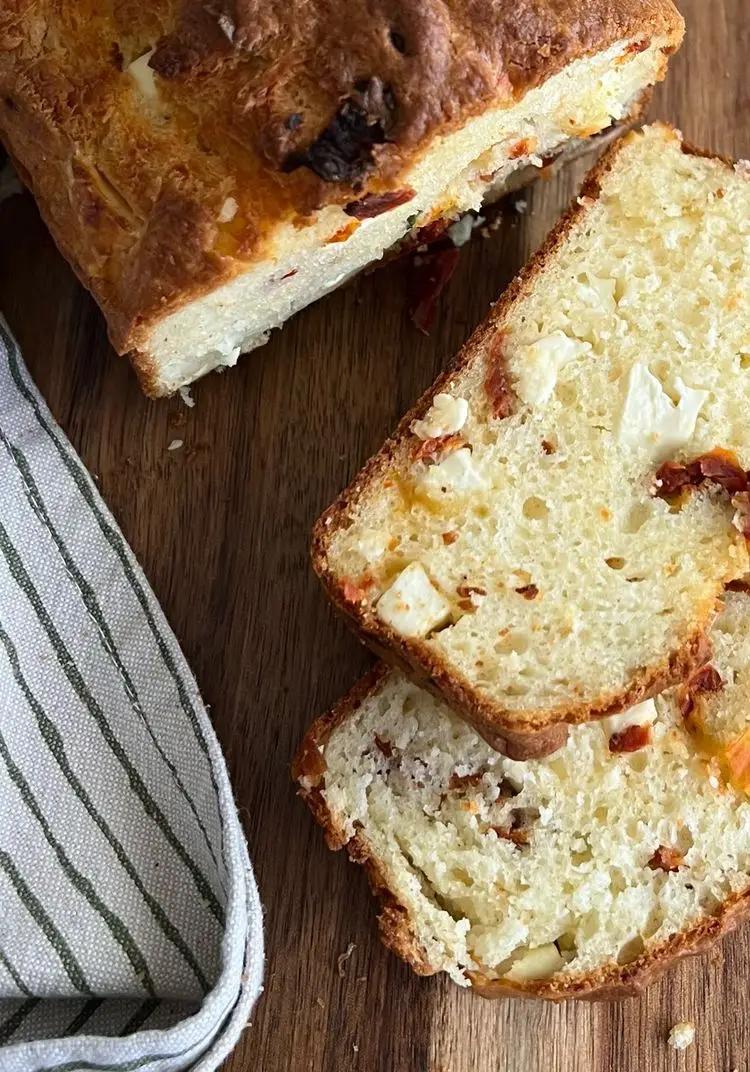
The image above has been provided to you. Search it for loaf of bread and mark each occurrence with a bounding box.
[294,587,750,999]
[0,2,682,394]
[313,124,750,759]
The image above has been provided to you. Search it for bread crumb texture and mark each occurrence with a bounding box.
[316,591,750,986]
[667,1021,696,1050]
[324,125,750,725]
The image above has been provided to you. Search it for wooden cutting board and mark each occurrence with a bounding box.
[1,2,747,1067]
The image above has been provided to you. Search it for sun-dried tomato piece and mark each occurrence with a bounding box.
[282,77,395,183]
[680,663,724,724]
[648,846,683,872]
[344,187,416,219]
[415,218,450,246]
[484,335,516,420]
[442,530,459,545]
[653,460,693,497]
[341,579,367,604]
[727,578,750,593]
[689,664,724,694]
[508,137,538,160]
[515,584,539,600]
[374,735,394,758]
[491,824,529,846]
[691,449,749,494]
[609,723,652,753]
[654,449,750,500]
[412,432,465,463]
[449,771,483,790]
[408,247,461,335]
[456,584,487,598]
[326,220,359,244]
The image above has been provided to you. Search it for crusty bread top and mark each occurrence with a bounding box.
[294,590,750,1000]
[312,124,750,753]
[0,1,682,363]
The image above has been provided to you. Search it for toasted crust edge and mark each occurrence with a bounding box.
[311,122,739,758]
[293,664,750,1000]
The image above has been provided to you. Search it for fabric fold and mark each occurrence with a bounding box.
[0,319,263,1071]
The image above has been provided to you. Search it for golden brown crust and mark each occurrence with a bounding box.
[0,1,682,369]
[294,666,750,1000]
[311,123,732,755]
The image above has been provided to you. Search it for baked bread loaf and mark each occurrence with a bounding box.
[294,588,750,999]
[313,124,750,759]
[0,2,682,394]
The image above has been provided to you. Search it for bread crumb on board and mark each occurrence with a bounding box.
[337,942,355,977]
[167,439,183,451]
[668,1021,695,1051]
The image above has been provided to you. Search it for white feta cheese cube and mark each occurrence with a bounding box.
[418,448,487,496]
[514,332,591,406]
[127,51,159,101]
[603,698,658,736]
[618,362,708,460]
[412,394,469,439]
[376,563,452,638]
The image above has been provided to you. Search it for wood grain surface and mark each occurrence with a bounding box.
[1,3,748,1068]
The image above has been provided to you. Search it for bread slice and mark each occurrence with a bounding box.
[0,3,681,393]
[313,124,750,759]
[294,588,750,999]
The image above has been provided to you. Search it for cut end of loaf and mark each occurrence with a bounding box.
[135,38,675,393]
[313,122,750,746]
[296,588,750,998]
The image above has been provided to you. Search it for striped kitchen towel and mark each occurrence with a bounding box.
[0,319,264,1072]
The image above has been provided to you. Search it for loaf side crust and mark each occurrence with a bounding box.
[293,666,750,1000]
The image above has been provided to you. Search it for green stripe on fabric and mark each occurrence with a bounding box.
[63,1000,104,1038]
[0,946,33,997]
[1,323,227,863]
[118,999,160,1038]
[0,728,157,997]
[25,994,239,1071]
[21,972,246,1071]
[0,621,211,994]
[0,522,224,926]
[0,850,90,994]
[31,1054,184,1072]
[0,998,41,1045]
[1,435,222,879]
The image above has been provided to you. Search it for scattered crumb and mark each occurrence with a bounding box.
[356,975,367,983]
[337,942,355,977]
[353,1045,359,1054]
[447,213,474,248]
[178,385,195,408]
[668,1021,695,1051]
[513,198,528,214]
[316,997,325,1010]
[167,439,183,451]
